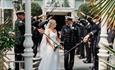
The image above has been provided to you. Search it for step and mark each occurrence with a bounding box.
[33,57,41,61]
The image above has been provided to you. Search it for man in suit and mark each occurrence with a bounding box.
[61,17,79,70]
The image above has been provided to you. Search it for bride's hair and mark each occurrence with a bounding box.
[47,19,56,28]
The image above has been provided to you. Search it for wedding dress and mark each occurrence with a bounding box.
[38,30,60,70]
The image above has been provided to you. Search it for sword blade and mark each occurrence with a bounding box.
[64,41,83,55]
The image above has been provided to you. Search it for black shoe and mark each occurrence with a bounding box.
[83,60,91,63]
[90,66,98,70]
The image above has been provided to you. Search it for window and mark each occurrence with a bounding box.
[0,0,1,8]
[45,0,74,8]
[34,0,43,1]
[0,0,13,9]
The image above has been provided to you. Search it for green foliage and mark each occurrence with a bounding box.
[0,9,14,52]
[100,59,115,69]
[0,15,15,70]
[104,44,115,56]
[0,53,9,70]
[22,2,42,17]
[77,3,91,18]
[102,44,115,69]
[4,9,13,21]
[31,2,42,16]
[90,0,115,29]
[90,0,115,69]
[0,18,15,52]
[77,1,115,68]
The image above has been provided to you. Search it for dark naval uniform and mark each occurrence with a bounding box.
[14,12,25,70]
[61,23,79,70]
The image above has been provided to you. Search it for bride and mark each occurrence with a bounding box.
[38,19,60,70]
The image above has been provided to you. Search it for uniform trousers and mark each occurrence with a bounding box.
[64,44,75,70]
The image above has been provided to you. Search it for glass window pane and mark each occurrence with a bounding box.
[45,0,74,8]
[0,0,1,8]
[2,0,13,9]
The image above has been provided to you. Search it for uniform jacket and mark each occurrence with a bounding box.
[61,24,80,46]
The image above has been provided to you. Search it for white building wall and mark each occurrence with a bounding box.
[0,9,2,24]
[0,0,13,9]
[43,0,75,17]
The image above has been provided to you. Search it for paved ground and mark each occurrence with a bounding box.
[73,55,93,70]
[59,50,93,70]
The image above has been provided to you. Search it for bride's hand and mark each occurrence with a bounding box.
[54,45,60,51]
[51,45,55,49]
[51,45,57,52]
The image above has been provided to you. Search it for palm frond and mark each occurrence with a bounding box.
[0,53,10,70]
[91,0,115,29]
[103,43,115,56]
[100,59,115,69]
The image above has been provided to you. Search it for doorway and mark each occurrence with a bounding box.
[46,12,71,31]
[53,15,65,31]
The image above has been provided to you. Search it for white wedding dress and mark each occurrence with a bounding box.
[38,30,60,70]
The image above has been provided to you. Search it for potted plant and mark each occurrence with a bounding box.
[0,17,15,70]
[77,3,91,18]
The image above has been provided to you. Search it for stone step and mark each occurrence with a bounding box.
[33,57,41,70]
[33,57,41,61]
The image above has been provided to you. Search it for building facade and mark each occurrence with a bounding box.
[35,0,86,16]
[37,0,86,31]
[0,0,86,25]
[0,0,13,25]
[0,0,87,69]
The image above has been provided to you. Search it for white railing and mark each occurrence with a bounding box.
[6,53,41,70]
[7,60,24,70]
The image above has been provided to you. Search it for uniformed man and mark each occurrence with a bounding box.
[14,10,25,70]
[61,17,79,70]
[83,16,101,70]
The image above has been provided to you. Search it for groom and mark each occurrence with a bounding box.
[61,17,80,70]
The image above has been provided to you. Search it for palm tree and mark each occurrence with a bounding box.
[89,0,115,69]
[90,0,115,29]
[0,17,15,70]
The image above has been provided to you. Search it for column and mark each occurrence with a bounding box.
[97,16,110,70]
[23,0,34,70]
